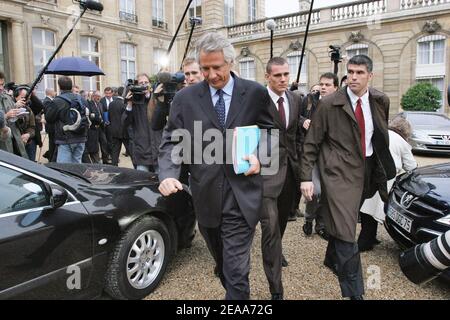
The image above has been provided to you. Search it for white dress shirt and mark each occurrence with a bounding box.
[267,87,290,127]
[209,76,234,121]
[347,87,374,157]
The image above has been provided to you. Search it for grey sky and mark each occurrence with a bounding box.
[265,0,355,17]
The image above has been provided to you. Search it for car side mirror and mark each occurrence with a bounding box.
[50,184,68,209]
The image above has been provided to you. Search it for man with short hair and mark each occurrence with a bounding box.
[182,57,205,86]
[300,55,395,300]
[83,90,102,164]
[158,32,273,300]
[302,72,338,239]
[45,76,88,164]
[42,88,57,161]
[99,87,114,163]
[123,73,156,171]
[260,57,303,300]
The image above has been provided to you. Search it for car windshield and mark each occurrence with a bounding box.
[407,113,450,126]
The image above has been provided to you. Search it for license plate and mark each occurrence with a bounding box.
[437,140,450,145]
[387,205,412,233]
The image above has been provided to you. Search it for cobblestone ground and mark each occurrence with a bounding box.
[36,139,450,300]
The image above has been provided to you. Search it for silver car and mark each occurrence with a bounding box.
[396,112,450,155]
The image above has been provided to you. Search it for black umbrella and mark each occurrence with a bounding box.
[45,56,105,76]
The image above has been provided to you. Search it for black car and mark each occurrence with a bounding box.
[384,162,450,281]
[0,150,196,299]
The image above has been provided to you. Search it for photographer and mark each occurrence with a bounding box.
[0,72,30,158]
[122,73,156,172]
[150,71,186,132]
[13,87,37,161]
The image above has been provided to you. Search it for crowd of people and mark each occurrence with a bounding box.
[0,31,419,301]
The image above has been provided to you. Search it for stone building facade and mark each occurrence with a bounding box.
[0,0,264,97]
[0,0,449,114]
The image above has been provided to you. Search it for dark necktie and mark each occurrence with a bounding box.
[355,98,366,157]
[277,96,286,128]
[214,89,226,128]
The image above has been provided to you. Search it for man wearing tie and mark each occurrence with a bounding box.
[158,32,273,300]
[100,87,114,164]
[300,55,395,299]
[261,57,303,300]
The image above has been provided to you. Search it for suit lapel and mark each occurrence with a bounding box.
[225,76,246,129]
[269,99,284,129]
[198,81,221,129]
[333,88,357,124]
[286,91,296,129]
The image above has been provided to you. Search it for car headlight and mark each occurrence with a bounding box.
[437,214,450,226]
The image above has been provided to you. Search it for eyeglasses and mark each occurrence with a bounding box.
[138,81,150,85]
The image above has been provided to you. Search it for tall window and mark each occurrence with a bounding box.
[80,36,100,91]
[32,28,56,98]
[239,57,256,81]
[120,43,136,85]
[248,0,257,22]
[346,43,369,60]
[152,0,166,28]
[153,48,166,74]
[120,0,137,22]
[417,36,445,65]
[224,0,235,26]
[416,35,446,112]
[189,0,202,19]
[287,51,307,91]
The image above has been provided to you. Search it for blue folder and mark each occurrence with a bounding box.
[232,125,261,174]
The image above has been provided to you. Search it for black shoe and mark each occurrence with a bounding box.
[317,229,330,241]
[288,214,297,222]
[281,254,288,267]
[323,259,338,276]
[303,222,313,236]
[350,295,364,300]
[271,293,283,300]
[358,242,374,252]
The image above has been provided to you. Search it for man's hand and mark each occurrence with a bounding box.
[243,154,260,176]
[14,98,26,109]
[301,181,314,202]
[126,92,133,108]
[21,133,30,144]
[303,119,311,130]
[159,178,183,196]
[5,109,19,120]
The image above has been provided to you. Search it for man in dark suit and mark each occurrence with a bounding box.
[108,87,127,166]
[83,90,102,164]
[261,57,303,300]
[99,87,114,164]
[158,32,273,300]
[300,55,395,300]
[42,88,57,162]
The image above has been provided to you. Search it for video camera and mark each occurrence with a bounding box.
[124,79,149,105]
[329,45,342,63]
[156,72,185,103]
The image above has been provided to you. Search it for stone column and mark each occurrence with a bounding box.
[10,20,27,84]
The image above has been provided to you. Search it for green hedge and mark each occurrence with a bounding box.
[401,82,441,112]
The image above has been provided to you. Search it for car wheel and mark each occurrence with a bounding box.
[105,216,171,300]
